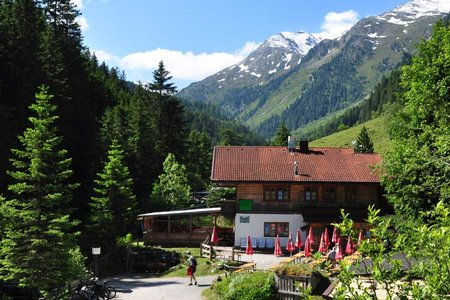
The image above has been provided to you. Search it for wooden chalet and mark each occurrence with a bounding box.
[210,141,386,248]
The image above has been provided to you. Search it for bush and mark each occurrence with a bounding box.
[210,271,275,300]
[272,261,314,277]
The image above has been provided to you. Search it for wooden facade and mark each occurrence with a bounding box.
[234,183,382,221]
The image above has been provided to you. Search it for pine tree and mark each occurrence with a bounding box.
[148,60,177,95]
[353,126,374,153]
[146,62,187,168]
[151,153,191,210]
[272,123,290,146]
[89,140,137,249]
[185,130,213,191]
[0,86,84,295]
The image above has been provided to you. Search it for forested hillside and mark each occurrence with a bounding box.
[0,1,263,289]
[294,64,405,142]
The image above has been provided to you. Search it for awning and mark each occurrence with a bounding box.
[137,207,221,220]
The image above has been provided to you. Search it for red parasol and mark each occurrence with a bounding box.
[332,226,339,243]
[335,237,344,260]
[304,235,311,257]
[323,227,331,249]
[345,235,355,255]
[211,226,218,245]
[295,229,303,251]
[274,234,283,256]
[357,229,364,246]
[308,226,314,244]
[246,234,254,255]
[318,233,327,253]
[286,232,295,256]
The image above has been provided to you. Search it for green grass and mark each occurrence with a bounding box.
[157,247,225,278]
[310,115,392,156]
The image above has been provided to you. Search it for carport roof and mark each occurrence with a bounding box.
[137,207,221,219]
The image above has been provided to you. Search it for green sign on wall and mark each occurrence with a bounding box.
[239,199,253,211]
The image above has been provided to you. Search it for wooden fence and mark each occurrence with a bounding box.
[200,243,242,261]
[274,274,309,300]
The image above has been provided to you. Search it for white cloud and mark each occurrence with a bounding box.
[93,42,260,85]
[72,0,88,31]
[76,16,89,31]
[319,10,359,39]
[237,41,260,57]
[93,50,119,63]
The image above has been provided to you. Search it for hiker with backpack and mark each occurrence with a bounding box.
[187,255,197,286]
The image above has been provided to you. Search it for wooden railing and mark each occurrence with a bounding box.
[200,244,244,262]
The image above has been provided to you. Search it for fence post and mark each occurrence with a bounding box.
[209,245,213,260]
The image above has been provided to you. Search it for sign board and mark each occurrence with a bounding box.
[239,199,253,211]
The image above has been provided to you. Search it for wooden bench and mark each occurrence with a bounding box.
[235,262,256,273]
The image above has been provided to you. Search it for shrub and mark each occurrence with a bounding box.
[210,271,275,300]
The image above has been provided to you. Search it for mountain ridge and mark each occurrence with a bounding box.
[178,0,450,139]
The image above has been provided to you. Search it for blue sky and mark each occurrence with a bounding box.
[74,0,407,88]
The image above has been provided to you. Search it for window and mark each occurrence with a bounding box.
[304,187,318,201]
[345,187,357,202]
[323,187,336,202]
[264,187,289,201]
[264,222,289,237]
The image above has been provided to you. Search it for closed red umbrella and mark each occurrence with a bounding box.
[274,235,283,256]
[335,237,344,260]
[318,233,327,253]
[332,227,339,243]
[345,235,355,255]
[324,227,331,249]
[286,232,295,256]
[357,229,364,246]
[295,229,303,251]
[308,226,314,243]
[211,226,218,245]
[246,234,254,255]
[304,235,311,257]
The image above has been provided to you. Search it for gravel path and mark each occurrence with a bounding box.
[106,253,290,299]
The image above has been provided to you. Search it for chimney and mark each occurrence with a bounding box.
[288,136,296,152]
[299,139,309,153]
[294,161,299,176]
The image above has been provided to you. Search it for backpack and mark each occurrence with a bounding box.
[191,258,197,267]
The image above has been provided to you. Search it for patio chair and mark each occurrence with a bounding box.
[240,237,246,250]
[257,238,266,248]
[266,238,274,248]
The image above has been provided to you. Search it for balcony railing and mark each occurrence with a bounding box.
[233,199,374,214]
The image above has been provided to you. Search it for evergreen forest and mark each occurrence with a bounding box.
[0,0,262,296]
[1,0,450,298]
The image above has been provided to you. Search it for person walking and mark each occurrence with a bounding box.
[187,256,197,286]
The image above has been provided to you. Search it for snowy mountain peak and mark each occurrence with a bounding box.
[264,31,322,55]
[379,0,450,25]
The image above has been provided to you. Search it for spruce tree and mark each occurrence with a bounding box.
[148,60,177,95]
[272,123,290,146]
[0,86,83,295]
[353,126,374,153]
[89,140,137,249]
[185,130,212,191]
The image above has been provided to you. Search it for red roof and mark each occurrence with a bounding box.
[211,146,381,183]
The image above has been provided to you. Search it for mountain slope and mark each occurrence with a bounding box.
[178,0,450,139]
